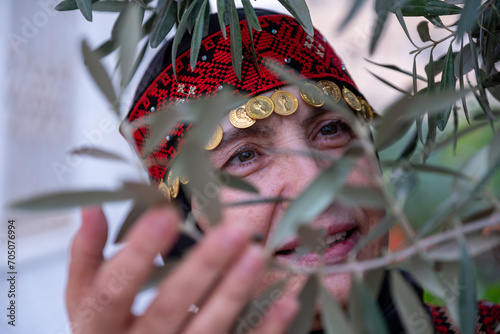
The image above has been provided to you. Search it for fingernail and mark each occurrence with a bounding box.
[220,225,248,251]
[236,245,264,276]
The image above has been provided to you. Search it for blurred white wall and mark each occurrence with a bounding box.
[0,1,428,333]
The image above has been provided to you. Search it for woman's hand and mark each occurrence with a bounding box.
[65,206,298,334]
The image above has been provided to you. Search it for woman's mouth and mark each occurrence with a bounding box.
[273,227,359,266]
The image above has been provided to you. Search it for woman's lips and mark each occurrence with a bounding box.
[273,228,360,267]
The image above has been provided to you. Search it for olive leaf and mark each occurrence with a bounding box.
[456,0,481,41]
[277,0,313,36]
[320,284,353,334]
[11,190,135,211]
[437,44,456,131]
[81,40,119,116]
[390,270,434,334]
[417,21,431,42]
[190,0,209,70]
[398,0,461,16]
[228,0,242,80]
[408,254,445,299]
[338,0,367,31]
[114,201,149,243]
[55,0,98,11]
[172,0,198,80]
[73,0,94,20]
[70,146,128,163]
[119,2,144,87]
[287,274,318,334]
[336,186,387,208]
[150,0,177,48]
[458,239,477,334]
[93,1,129,12]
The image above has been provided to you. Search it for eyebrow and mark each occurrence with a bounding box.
[301,109,331,129]
[214,125,275,151]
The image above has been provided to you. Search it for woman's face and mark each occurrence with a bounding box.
[192,84,387,311]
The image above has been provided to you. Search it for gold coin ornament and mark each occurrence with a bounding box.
[205,125,223,150]
[300,83,325,107]
[271,90,299,116]
[179,174,189,184]
[158,181,171,200]
[229,105,256,128]
[342,87,362,111]
[359,99,374,124]
[170,177,179,198]
[167,170,180,198]
[246,96,274,119]
[316,80,341,103]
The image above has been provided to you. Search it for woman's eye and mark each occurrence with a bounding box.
[230,149,256,164]
[320,123,340,136]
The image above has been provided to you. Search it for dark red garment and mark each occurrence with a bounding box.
[429,301,500,334]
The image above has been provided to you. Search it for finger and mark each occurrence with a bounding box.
[66,207,108,315]
[248,296,299,334]
[183,244,266,334]
[131,223,252,334]
[88,207,180,332]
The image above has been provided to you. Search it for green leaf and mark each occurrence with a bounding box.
[371,0,389,54]
[172,0,197,80]
[241,0,261,31]
[336,186,386,208]
[76,0,93,21]
[231,281,286,334]
[437,44,456,131]
[338,0,367,31]
[427,234,500,261]
[141,106,184,155]
[408,255,445,299]
[141,260,180,291]
[276,0,314,36]
[150,0,177,48]
[489,126,500,168]
[458,240,477,334]
[456,0,481,41]
[119,3,144,87]
[365,58,426,82]
[124,37,150,87]
[187,0,204,34]
[81,40,119,116]
[190,0,208,70]
[390,270,434,334]
[459,41,471,124]
[114,202,149,243]
[320,284,352,334]
[268,157,354,251]
[92,1,129,12]
[382,161,471,179]
[363,267,386,299]
[69,146,127,163]
[287,0,314,35]
[217,0,228,39]
[228,0,242,80]
[417,21,431,42]
[215,172,259,194]
[11,190,135,211]
[287,275,318,334]
[399,0,462,16]
[395,9,418,48]
[350,276,389,334]
[55,0,98,11]
[352,215,396,255]
[368,70,411,96]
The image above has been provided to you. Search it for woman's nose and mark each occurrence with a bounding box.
[271,149,326,201]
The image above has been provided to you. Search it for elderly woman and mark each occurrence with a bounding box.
[65,9,499,334]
